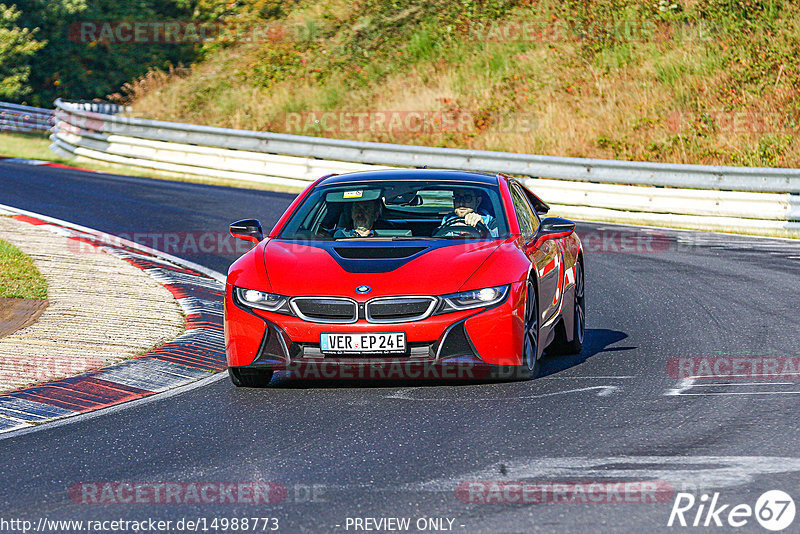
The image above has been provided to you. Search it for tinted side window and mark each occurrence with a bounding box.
[521,187,543,229]
[510,184,535,238]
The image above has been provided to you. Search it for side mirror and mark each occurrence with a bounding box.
[230,219,263,244]
[532,217,575,248]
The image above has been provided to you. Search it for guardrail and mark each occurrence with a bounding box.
[50,99,800,235]
[0,102,53,133]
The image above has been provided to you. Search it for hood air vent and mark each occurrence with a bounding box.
[333,246,426,260]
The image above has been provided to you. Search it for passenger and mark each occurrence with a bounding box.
[440,189,498,237]
[334,199,382,238]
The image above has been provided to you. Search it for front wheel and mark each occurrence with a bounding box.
[228,367,274,388]
[518,280,540,380]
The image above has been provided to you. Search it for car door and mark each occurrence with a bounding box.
[509,182,561,324]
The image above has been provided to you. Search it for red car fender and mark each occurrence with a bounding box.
[458,239,531,367]
[464,280,526,366]
[457,239,531,292]
[556,235,583,298]
[227,239,272,290]
[224,284,267,366]
[226,241,274,366]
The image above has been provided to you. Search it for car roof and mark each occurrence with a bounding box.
[318,169,500,186]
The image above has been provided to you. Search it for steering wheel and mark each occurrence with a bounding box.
[432,217,487,238]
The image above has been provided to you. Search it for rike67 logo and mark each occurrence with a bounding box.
[668,490,796,531]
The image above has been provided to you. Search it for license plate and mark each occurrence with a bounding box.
[320,332,406,354]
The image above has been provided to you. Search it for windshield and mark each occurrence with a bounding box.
[278,180,509,240]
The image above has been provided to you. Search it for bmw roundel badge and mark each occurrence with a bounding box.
[356,285,371,294]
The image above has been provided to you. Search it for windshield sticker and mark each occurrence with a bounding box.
[343,190,364,199]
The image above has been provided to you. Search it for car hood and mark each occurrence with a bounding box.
[262,239,503,297]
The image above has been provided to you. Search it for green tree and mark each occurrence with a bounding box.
[0,3,44,99]
[12,0,197,106]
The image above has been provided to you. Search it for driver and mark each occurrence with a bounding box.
[440,189,498,237]
[334,199,382,238]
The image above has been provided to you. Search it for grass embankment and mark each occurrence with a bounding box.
[0,237,47,299]
[0,132,70,163]
[122,0,800,168]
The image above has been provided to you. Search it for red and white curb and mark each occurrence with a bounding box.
[0,204,227,434]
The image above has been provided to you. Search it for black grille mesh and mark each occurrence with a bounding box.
[368,298,433,320]
[293,299,356,320]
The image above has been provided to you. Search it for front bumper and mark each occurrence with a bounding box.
[224,281,526,371]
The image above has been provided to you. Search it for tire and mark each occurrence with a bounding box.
[518,279,540,380]
[548,260,585,356]
[568,260,585,353]
[228,367,274,388]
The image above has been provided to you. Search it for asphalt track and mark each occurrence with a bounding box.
[2,161,800,533]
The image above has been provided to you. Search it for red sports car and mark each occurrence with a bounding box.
[225,169,584,387]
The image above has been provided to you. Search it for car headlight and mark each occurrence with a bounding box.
[438,285,509,313]
[235,287,291,313]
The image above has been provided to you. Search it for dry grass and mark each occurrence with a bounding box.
[123,0,800,167]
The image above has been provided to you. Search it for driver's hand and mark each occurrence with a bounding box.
[464,213,483,226]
